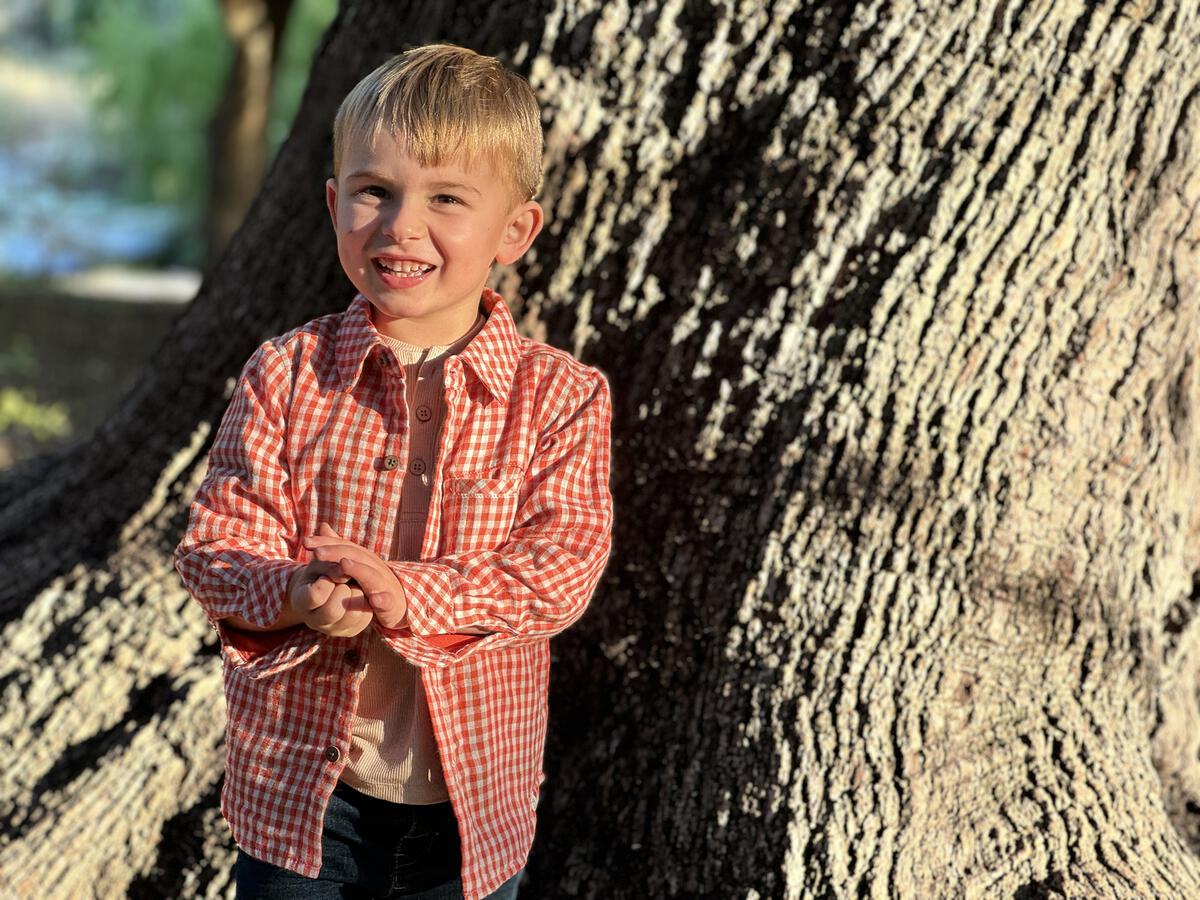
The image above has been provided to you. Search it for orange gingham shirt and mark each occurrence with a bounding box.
[173,288,613,899]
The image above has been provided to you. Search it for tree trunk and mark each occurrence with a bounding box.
[205,0,296,265]
[4,1,1200,897]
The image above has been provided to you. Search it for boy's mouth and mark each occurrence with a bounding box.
[373,257,436,286]
[375,258,435,275]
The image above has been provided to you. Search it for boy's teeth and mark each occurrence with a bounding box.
[378,260,432,275]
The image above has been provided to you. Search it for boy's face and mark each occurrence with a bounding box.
[326,131,543,345]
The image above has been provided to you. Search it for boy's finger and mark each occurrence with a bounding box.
[310,605,342,628]
[314,574,352,587]
[305,559,351,582]
[302,561,350,580]
[309,543,364,565]
[303,535,352,550]
[306,523,348,545]
[303,581,333,611]
[341,591,372,613]
[307,592,342,626]
[324,580,348,601]
[339,557,400,611]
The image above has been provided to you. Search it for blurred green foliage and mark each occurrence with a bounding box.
[0,283,185,468]
[0,334,36,380]
[0,387,70,441]
[80,0,336,264]
[83,0,228,227]
[0,322,70,451]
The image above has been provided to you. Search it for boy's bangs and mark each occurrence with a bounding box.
[379,113,507,176]
[333,45,543,201]
[345,108,523,201]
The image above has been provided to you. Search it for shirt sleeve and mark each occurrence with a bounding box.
[377,366,614,668]
[173,339,317,676]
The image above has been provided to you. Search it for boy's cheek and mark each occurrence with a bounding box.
[343,201,383,230]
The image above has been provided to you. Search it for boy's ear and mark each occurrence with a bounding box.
[325,178,339,229]
[495,201,544,266]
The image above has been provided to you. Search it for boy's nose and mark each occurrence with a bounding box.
[382,202,425,240]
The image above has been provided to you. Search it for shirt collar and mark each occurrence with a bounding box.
[336,287,521,402]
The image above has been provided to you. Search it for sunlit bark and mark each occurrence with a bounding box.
[2,1,1200,897]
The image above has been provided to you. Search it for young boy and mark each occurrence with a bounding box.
[174,44,613,900]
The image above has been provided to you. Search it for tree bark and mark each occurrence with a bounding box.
[3,1,1200,897]
[205,0,296,265]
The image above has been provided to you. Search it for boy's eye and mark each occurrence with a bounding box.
[359,185,388,198]
[433,194,463,205]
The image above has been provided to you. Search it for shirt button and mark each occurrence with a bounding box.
[324,745,341,762]
[409,457,427,476]
[415,405,432,422]
[382,454,399,470]
[343,649,362,669]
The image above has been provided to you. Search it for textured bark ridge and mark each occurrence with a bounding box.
[2,2,1200,897]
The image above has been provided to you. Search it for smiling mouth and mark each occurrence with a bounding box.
[375,259,436,276]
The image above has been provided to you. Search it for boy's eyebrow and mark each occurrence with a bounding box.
[343,170,482,198]
[427,180,483,197]
[344,169,387,182]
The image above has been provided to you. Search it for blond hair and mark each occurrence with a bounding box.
[332,44,543,202]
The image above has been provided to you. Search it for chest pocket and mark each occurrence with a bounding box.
[439,469,524,554]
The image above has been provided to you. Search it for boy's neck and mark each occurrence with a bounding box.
[370,303,483,348]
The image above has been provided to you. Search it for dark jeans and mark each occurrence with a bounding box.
[235,782,522,899]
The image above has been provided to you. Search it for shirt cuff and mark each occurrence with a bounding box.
[212,559,317,676]
[376,562,486,666]
[242,558,305,628]
[386,560,458,635]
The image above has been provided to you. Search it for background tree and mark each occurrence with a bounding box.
[3,1,1200,897]
[207,0,296,263]
[77,0,334,268]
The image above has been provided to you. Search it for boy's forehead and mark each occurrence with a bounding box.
[344,131,498,178]
[339,132,525,203]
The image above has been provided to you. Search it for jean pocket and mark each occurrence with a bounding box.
[388,808,462,894]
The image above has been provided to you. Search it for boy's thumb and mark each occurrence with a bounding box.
[318,521,341,537]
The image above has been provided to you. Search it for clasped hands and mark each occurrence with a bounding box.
[286,523,408,638]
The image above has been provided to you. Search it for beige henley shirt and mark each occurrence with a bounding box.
[338,306,488,805]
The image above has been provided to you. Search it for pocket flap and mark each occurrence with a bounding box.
[445,467,524,496]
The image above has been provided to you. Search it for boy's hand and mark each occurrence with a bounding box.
[303,523,408,629]
[286,551,373,637]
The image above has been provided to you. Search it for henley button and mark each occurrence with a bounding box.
[415,405,432,422]
[409,458,427,476]
[324,745,341,762]
[343,650,362,669]
[383,454,399,470]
